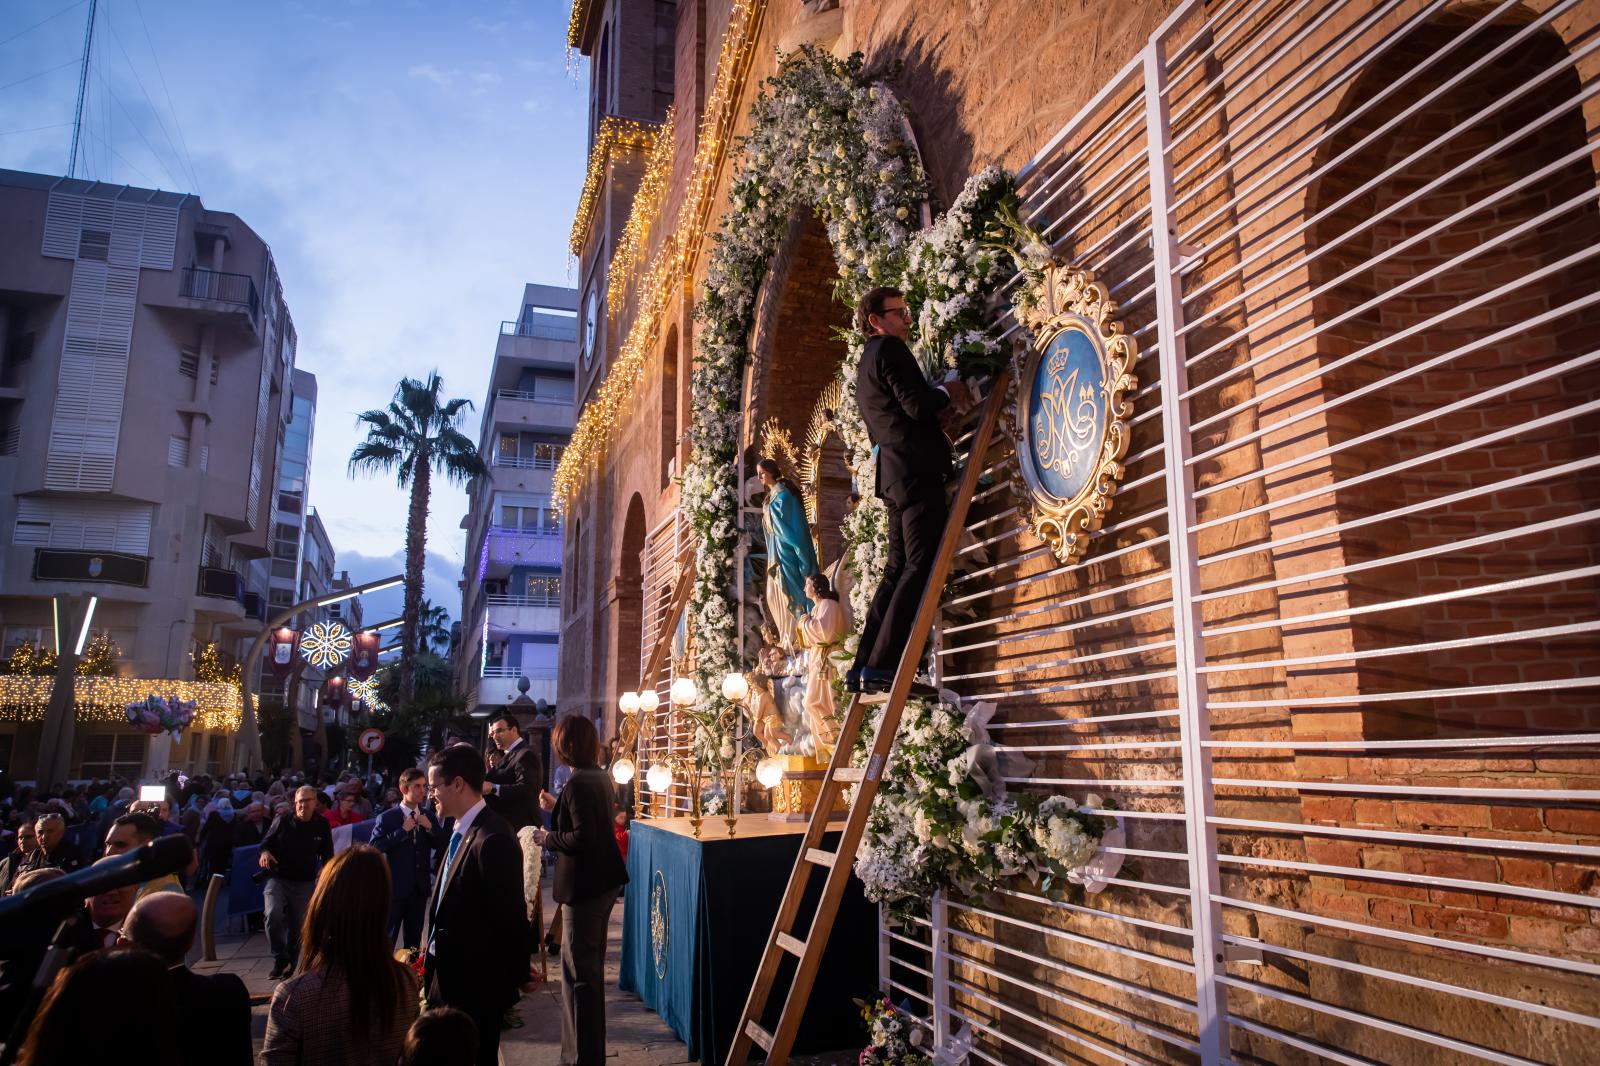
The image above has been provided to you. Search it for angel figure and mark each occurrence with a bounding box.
[799,572,846,754]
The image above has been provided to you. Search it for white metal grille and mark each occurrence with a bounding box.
[888,2,1600,1063]
[637,507,693,815]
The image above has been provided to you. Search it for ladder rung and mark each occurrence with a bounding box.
[776,931,805,957]
[745,1020,774,1052]
[804,847,835,867]
[832,767,865,783]
[861,692,891,705]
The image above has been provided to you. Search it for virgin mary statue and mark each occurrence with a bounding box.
[757,457,819,652]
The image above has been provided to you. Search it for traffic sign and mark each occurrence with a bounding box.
[357,728,385,755]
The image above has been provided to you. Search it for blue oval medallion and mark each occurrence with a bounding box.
[1027,324,1109,504]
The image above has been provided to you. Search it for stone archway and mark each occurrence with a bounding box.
[609,493,648,737]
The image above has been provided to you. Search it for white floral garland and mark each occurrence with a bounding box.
[682,47,926,765]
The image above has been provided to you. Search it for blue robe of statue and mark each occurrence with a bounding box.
[764,484,819,648]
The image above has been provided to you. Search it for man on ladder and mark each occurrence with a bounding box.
[847,286,974,698]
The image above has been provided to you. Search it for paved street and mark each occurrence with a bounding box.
[194,895,854,1065]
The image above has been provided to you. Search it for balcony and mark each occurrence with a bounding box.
[196,565,246,601]
[492,452,560,471]
[482,527,562,577]
[500,317,578,342]
[471,671,558,709]
[485,594,561,635]
[492,390,574,434]
[161,267,261,336]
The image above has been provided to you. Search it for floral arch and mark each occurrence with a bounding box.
[683,48,1028,750]
[678,47,1116,910]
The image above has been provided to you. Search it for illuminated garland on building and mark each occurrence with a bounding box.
[554,0,769,505]
[569,116,663,260]
[607,105,676,313]
[0,677,247,733]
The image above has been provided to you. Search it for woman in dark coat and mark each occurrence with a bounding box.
[532,715,628,1066]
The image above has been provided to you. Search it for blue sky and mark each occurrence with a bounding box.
[0,0,588,625]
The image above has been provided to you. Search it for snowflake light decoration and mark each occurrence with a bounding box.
[348,674,388,713]
[299,621,353,670]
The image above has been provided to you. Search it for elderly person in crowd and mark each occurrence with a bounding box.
[234,801,270,846]
[122,893,252,1066]
[22,812,80,874]
[260,785,334,980]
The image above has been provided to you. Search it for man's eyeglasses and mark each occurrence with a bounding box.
[877,306,911,319]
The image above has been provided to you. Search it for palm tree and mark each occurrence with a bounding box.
[417,599,452,655]
[349,372,487,707]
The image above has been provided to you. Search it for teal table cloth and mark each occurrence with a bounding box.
[619,819,875,1062]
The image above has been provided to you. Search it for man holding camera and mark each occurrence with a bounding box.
[258,785,332,979]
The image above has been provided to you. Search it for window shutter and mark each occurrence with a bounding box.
[168,434,190,467]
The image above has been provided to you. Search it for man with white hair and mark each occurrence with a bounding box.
[258,785,332,979]
[21,812,80,874]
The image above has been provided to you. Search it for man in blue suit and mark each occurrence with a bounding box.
[371,766,446,950]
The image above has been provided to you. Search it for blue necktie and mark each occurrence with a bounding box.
[439,831,463,890]
[427,831,463,957]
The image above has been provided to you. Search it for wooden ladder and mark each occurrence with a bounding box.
[725,369,1011,1064]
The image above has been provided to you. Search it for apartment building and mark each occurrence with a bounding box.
[455,284,577,722]
[0,168,296,781]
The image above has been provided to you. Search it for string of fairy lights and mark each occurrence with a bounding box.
[569,115,664,261]
[554,0,770,505]
[607,105,676,313]
[0,677,247,733]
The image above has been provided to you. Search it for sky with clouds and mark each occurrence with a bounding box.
[0,0,587,625]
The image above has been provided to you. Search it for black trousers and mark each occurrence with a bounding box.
[560,886,620,1066]
[388,888,426,951]
[854,486,948,673]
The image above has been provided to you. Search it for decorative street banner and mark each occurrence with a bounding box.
[266,628,299,679]
[347,631,380,679]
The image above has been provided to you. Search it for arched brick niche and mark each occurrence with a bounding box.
[611,492,648,731]
[747,208,854,564]
[1306,14,1600,741]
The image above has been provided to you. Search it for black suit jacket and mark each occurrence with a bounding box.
[420,805,528,1013]
[172,965,251,1066]
[855,333,951,503]
[545,769,628,905]
[370,802,447,900]
[485,738,543,830]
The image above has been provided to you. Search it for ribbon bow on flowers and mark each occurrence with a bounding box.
[1065,793,1126,894]
[124,694,197,741]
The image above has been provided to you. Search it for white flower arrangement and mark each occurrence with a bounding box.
[851,695,1113,915]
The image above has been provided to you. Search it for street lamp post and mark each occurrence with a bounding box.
[232,574,403,773]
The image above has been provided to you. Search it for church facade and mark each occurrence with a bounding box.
[557,0,1600,1061]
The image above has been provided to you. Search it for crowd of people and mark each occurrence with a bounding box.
[0,711,632,1066]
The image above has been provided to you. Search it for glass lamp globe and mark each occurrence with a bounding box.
[637,687,660,713]
[670,676,698,707]
[611,757,636,785]
[755,757,783,789]
[721,671,750,703]
[618,690,641,715]
[646,762,673,794]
